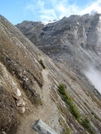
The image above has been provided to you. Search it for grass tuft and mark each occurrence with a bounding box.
[81,117,95,134]
[58,84,95,134]
[39,59,46,69]
[58,84,80,120]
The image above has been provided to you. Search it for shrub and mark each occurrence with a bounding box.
[58,84,95,133]
[39,59,46,69]
[81,117,95,134]
[58,84,80,120]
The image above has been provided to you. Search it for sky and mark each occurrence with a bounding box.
[0,0,101,24]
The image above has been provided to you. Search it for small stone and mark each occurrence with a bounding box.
[15,88,21,97]
[12,92,19,100]
[16,98,25,107]
[2,131,6,134]
[18,107,25,114]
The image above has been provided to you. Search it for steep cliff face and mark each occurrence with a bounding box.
[0,14,101,134]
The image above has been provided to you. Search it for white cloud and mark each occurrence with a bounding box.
[38,0,57,20]
[40,10,57,20]
[26,0,57,20]
[80,0,101,15]
[25,0,101,21]
[56,2,80,19]
[85,67,101,94]
[55,0,101,19]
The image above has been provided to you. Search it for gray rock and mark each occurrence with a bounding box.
[16,98,25,107]
[32,119,57,134]
[17,107,25,114]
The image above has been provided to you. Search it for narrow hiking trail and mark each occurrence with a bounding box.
[16,69,59,134]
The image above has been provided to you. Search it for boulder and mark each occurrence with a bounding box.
[32,119,57,134]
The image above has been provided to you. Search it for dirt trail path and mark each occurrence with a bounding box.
[16,69,59,134]
[39,70,53,119]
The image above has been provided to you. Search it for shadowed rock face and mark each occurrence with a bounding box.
[0,14,101,134]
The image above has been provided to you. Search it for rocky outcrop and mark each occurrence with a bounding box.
[33,119,57,134]
[12,92,25,114]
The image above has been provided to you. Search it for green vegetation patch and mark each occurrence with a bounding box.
[81,117,95,134]
[58,84,80,120]
[39,59,46,69]
[58,84,95,134]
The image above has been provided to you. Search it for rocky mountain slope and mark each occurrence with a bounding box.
[0,14,101,134]
[16,13,101,84]
[16,13,101,133]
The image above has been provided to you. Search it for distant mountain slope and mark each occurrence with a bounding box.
[0,14,101,134]
[16,13,101,94]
